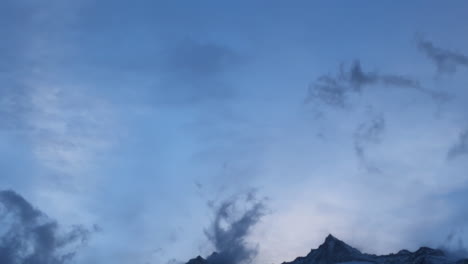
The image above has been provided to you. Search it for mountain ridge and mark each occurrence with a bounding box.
[185,234,468,264]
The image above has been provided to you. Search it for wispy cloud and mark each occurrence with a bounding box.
[0,0,116,187]
[440,229,468,259]
[305,60,449,109]
[0,85,33,131]
[204,191,267,264]
[27,83,114,182]
[418,38,468,74]
[353,112,386,172]
[447,128,468,160]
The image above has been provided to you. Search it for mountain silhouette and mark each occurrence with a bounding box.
[185,234,468,264]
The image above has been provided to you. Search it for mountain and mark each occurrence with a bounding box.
[186,253,219,264]
[185,234,468,264]
[187,256,208,264]
[281,234,463,264]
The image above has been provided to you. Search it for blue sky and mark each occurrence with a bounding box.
[1,1,468,264]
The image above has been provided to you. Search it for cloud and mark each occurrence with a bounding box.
[0,79,116,188]
[0,189,91,264]
[305,60,449,108]
[162,39,242,78]
[0,85,33,131]
[439,230,468,260]
[155,39,244,104]
[353,112,385,172]
[447,129,468,160]
[0,1,115,184]
[418,38,468,74]
[204,191,267,264]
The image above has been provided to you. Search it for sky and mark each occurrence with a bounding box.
[1,1,468,264]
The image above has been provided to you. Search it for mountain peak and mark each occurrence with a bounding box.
[414,247,445,257]
[280,235,367,264]
[186,256,207,264]
[319,234,361,256]
[325,234,339,243]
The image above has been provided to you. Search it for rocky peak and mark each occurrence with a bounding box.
[414,247,445,257]
[281,234,368,264]
[318,234,362,256]
[186,255,207,264]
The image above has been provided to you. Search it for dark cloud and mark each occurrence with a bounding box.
[446,231,456,243]
[354,113,385,172]
[418,38,468,74]
[305,60,449,108]
[162,39,242,78]
[447,129,468,160]
[153,39,243,104]
[203,191,267,264]
[0,189,90,264]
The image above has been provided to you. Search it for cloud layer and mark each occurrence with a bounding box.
[2,2,468,264]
